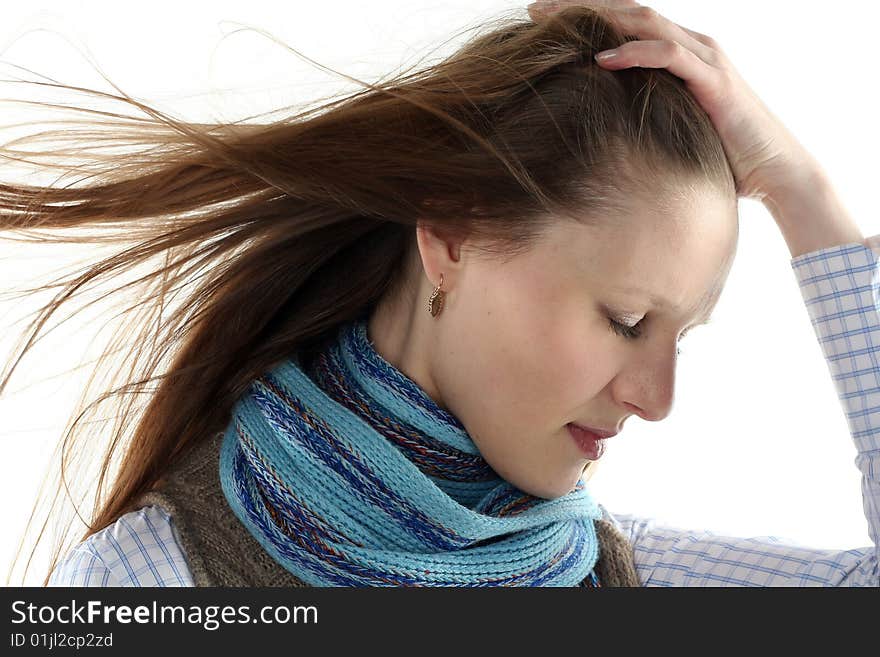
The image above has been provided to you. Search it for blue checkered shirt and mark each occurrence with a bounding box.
[48,238,880,587]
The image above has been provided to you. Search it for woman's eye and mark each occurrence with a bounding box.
[675,328,694,356]
[608,317,642,340]
[609,316,689,356]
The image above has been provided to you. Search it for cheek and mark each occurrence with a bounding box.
[439,267,603,426]
[530,319,613,420]
[433,276,610,496]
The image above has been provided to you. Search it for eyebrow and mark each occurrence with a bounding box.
[609,285,716,325]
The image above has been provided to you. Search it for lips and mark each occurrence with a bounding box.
[567,423,608,460]
[569,423,618,439]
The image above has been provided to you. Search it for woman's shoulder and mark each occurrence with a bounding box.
[47,505,195,587]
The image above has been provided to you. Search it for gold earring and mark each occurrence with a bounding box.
[427,273,445,317]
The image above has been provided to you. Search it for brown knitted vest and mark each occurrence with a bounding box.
[133,431,640,587]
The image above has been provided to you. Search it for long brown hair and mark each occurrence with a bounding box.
[1,6,735,585]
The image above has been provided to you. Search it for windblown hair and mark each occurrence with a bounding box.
[0,6,736,585]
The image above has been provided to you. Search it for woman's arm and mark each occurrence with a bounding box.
[600,236,880,586]
[47,505,194,587]
[46,544,123,587]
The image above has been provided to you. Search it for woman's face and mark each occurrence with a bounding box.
[368,183,738,499]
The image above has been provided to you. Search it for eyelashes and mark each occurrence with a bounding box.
[608,317,643,340]
[607,317,690,356]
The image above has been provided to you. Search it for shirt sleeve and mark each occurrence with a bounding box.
[599,235,880,587]
[47,543,123,587]
[47,505,195,587]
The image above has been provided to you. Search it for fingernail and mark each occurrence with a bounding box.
[595,49,619,61]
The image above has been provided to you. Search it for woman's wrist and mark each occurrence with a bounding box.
[761,162,865,258]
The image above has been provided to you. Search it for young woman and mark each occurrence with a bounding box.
[5,1,876,586]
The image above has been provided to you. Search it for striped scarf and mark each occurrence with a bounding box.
[218,317,606,586]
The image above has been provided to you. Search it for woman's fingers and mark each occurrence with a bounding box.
[592,38,720,99]
[608,6,721,65]
[528,2,724,67]
[526,0,803,203]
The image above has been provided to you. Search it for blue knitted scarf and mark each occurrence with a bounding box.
[218,317,604,586]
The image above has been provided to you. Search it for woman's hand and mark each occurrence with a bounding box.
[526,0,819,203]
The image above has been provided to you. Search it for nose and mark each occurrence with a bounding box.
[615,355,676,422]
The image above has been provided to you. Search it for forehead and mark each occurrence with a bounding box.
[553,185,738,320]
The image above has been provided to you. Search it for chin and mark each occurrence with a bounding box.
[525,477,581,501]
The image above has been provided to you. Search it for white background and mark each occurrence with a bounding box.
[1,1,877,585]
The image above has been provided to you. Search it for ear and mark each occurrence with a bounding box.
[415,221,466,289]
